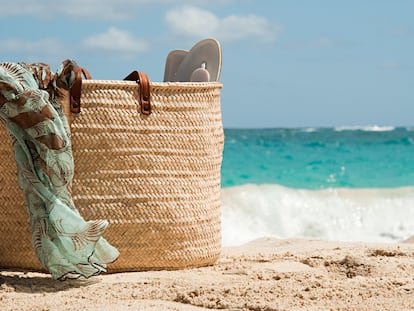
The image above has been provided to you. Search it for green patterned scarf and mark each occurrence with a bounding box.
[0,61,119,280]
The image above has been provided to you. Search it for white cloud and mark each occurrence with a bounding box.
[165,6,281,42]
[0,38,69,61]
[0,0,172,20]
[1,38,61,52]
[83,27,149,53]
[220,15,280,42]
[166,6,219,38]
[0,27,149,63]
[286,37,336,51]
[390,26,414,37]
[0,1,43,16]
[381,61,401,70]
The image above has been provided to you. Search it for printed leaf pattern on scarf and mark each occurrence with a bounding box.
[0,61,119,280]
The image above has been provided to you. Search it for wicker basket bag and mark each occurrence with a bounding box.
[0,70,224,272]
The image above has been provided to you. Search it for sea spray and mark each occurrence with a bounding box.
[221,184,414,246]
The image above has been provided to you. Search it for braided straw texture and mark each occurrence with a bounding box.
[0,80,224,272]
[0,127,38,270]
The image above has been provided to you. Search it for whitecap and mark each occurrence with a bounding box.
[221,183,414,246]
[334,125,395,132]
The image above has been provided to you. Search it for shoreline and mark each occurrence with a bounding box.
[2,237,414,310]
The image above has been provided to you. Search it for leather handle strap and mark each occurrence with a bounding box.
[70,67,92,113]
[69,68,151,115]
[124,71,151,115]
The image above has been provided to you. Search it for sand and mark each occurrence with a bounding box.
[1,237,414,311]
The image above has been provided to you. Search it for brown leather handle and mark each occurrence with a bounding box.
[70,67,91,113]
[124,71,151,115]
[69,69,151,115]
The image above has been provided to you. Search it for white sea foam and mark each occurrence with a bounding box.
[302,127,318,132]
[334,125,395,132]
[221,184,414,246]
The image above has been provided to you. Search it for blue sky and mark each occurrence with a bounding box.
[1,0,413,128]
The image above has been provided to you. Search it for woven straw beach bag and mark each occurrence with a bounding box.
[0,70,224,272]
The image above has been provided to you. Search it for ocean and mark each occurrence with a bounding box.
[220,126,414,246]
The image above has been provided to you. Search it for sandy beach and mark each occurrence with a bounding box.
[1,237,414,310]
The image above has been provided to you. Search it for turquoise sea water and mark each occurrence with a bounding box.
[222,126,414,189]
[220,126,414,246]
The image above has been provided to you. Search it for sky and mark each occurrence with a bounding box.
[0,0,413,128]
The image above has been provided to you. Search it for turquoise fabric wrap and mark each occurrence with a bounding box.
[0,61,119,280]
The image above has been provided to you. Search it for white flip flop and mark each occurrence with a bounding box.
[174,38,222,82]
